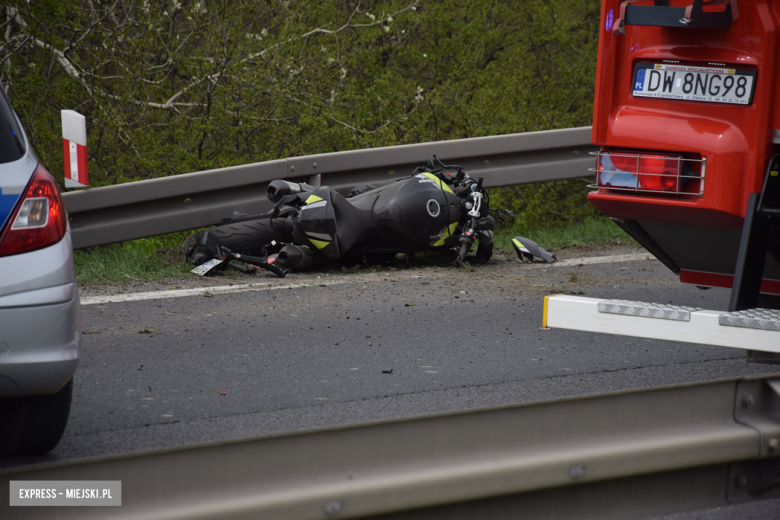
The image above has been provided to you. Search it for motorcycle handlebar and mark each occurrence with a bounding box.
[432,154,464,172]
[267,180,314,203]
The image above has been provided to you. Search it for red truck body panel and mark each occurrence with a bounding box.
[589,0,780,294]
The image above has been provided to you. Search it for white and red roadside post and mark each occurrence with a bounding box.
[61,110,88,188]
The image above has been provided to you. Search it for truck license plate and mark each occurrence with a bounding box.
[632,62,756,105]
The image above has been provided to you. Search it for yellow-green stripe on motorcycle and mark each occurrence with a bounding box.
[433,221,459,247]
[420,172,454,194]
[309,238,330,249]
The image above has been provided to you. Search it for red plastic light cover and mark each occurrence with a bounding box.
[638,155,679,192]
[598,151,682,192]
[0,164,67,257]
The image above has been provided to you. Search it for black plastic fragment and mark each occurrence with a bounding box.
[187,231,221,266]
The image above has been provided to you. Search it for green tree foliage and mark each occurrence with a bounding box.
[1,0,601,229]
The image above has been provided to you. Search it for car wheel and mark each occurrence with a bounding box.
[0,378,73,455]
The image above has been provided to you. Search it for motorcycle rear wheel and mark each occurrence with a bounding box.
[182,217,293,258]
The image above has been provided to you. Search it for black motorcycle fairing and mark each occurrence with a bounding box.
[370,173,460,249]
[291,188,340,258]
[346,184,376,198]
[330,190,378,253]
[289,174,464,258]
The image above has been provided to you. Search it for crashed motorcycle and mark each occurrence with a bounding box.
[182,156,552,277]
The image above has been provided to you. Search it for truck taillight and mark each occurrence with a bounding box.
[637,156,678,191]
[0,164,67,257]
[592,150,705,196]
[598,152,680,192]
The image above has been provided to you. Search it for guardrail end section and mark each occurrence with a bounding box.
[728,378,780,503]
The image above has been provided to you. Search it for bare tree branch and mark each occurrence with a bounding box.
[149,0,420,110]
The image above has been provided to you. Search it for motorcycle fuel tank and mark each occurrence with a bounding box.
[372,173,460,249]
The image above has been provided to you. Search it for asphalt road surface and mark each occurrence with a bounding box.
[3,248,780,518]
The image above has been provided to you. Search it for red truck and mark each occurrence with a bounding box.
[591,0,778,307]
[545,0,780,361]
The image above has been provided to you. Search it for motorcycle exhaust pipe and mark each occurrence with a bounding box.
[276,245,315,270]
[267,180,314,203]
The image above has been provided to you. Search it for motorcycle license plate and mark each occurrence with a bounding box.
[191,257,225,276]
[632,63,756,105]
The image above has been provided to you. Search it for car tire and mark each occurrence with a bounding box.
[0,378,73,455]
[183,216,294,258]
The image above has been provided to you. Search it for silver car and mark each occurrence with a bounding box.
[0,83,81,455]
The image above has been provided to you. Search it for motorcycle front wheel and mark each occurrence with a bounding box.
[475,234,493,264]
[182,216,293,258]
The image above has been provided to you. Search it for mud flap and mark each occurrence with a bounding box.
[732,155,780,364]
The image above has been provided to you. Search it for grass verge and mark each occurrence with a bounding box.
[74,217,636,286]
[74,231,194,286]
[494,216,633,251]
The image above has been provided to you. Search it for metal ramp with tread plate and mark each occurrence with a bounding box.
[543,295,780,353]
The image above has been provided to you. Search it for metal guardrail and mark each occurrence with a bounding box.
[2,375,779,519]
[62,127,597,249]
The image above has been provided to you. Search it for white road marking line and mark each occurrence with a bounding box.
[80,280,346,306]
[80,253,653,306]
[537,253,651,268]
